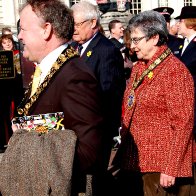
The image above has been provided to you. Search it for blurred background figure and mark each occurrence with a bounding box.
[153,7,183,54]
[0,34,24,152]
[169,18,180,36]
[1,27,20,50]
[108,19,124,49]
[108,20,137,81]
[122,27,138,81]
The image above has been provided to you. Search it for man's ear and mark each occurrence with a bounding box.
[91,19,97,29]
[43,22,52,40]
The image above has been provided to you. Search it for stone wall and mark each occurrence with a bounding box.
[100,10,132,37]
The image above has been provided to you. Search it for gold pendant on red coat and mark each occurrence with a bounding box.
[128,89,135,109]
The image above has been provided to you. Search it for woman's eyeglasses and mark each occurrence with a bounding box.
[130,36,146,45]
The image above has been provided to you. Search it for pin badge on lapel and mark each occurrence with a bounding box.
[148,71,153,79]
[87,51,92,57]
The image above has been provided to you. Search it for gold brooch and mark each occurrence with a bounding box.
[179,45,183,49]
[148,71,153,79]
[35,125,48,134]
[87,51,92,57]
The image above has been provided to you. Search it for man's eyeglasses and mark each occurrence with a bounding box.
[130,36,146,45]
[74,20,89,29]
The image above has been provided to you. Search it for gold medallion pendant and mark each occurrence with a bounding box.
[128,89,135,109]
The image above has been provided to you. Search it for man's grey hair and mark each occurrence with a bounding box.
[71,1,100,24]
[128,10,168,46]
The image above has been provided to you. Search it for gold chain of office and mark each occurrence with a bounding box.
[17,46,79,116]
[132,48,171,90]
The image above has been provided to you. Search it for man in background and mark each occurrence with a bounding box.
[71,1,126,195]
[169,18,180,36]
[153,7,183,54]
[108,19,125,51]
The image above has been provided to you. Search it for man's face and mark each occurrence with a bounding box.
[18,5,45,63]
[72,13,95,44]
[111,23,124,39]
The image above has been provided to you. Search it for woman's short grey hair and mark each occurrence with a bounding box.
[128,10,168,46]
[20,0,74,41]
[71,1,100,24]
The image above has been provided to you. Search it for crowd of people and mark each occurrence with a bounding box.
[0,0,196,195]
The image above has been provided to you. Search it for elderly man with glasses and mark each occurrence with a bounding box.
[71,1,126,195]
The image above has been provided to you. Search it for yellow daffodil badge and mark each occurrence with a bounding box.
[179,45,183,49]
[148,71,153,79]
[87,51,92,57]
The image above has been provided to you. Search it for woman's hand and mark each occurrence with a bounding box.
[160,173,175,187]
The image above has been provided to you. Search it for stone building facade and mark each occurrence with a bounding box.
[0,0,196,35]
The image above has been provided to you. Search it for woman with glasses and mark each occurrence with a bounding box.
[114,10,194,195]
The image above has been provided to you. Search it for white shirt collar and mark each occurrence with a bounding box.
[38,44,68,84]
[186,33,196,42]
[80,33,97,56]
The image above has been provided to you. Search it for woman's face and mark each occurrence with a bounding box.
[1,38,14,50]
[130,28,158,61]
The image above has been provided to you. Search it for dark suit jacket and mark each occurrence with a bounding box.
[175,36,196,134]
[175,36,196,74]
[109,37,124,50]
[25,54,104,173]
[81,32,126,138]
[167,34,184,56]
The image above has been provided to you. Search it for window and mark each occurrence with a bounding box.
[70,0,80,6]
[184,0,192,6]
[18,0,26,4]
[131,0,141,15]
[18,0,27,7]
[158,0,168,7]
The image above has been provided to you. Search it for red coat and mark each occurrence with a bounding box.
[122,45,194,177]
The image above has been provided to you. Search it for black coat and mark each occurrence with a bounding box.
[174,36,196,134]
[80,32,126,138]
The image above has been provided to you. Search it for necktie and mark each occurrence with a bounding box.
[181,38,189,55]
[30,66,42,97]
[78,45,83,56]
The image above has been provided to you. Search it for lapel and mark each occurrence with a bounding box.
[17,45,79,116]
[137,48,171,88]
[81,32,101,62]
[173,39,184,57]
[182,36,196,57]
[144,58,167,86]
